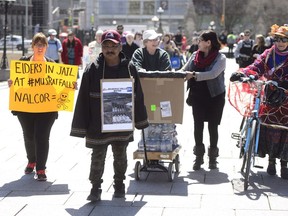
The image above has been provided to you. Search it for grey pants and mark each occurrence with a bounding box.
[89,142,129,186]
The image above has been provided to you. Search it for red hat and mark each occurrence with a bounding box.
[101,30,121,44]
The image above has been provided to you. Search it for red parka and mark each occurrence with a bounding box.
[61,36,83,65]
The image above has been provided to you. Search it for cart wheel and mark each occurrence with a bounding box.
[134,161,141,181]
[174,154,180,173]
[168,162,175,182]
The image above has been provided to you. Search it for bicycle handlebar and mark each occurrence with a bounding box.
[239,76,286,92]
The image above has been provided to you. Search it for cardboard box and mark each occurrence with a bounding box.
[140,77,184,124]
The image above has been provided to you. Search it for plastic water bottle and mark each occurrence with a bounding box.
[165,139,173,152]
[138,140,144,151]
[149,138,156,152]
[154,124,162,140]
[160,140,167,152]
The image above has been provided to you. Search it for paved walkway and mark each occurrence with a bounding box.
[0,59,287,216]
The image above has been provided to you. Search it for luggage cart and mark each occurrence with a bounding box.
[133,129,181,182]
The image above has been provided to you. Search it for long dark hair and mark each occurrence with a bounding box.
[200,30,221,51]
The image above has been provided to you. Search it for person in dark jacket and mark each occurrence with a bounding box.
[122,32,139,60]
[234,29,254,68]
[70,30,149,202]
[131,29,171,71]
[8,32,58,181]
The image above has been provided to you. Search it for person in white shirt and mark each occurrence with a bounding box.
[88,29,103,63]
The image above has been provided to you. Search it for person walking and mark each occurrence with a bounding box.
[70,30,149,202]
[131,29,177,159]
[61,31,83,66]
[183,30,226,170]
[134,32,143,48]
[8,33,58,181]
[87,29,103,63]
[122,32,139,60]
[234,29,254,68]
[226,31,236,58]
[159,33,179,57]
[45,29,62,63]
[230,24,288,179]
[251,34,267,61]
[186,37,199,59]
[116,24,126,44]
[131,29,171,71]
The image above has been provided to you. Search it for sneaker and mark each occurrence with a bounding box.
[281,167,288,180]
[25,162,36,174]
[36,170,47,181]
[113,184,125,198]
[87,188,102,202]
[267,161,276,176]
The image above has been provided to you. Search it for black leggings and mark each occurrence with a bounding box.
[194,120,218,148]
[17,112,57,171]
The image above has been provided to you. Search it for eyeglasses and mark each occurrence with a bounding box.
[274,37,288,43]
[102,44,120,49]
[148,38,159,42]
[244,34,250,36]
[34,43,46,48]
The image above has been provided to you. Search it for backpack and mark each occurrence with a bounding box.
[227,35,236,45]
[48,39,59,49]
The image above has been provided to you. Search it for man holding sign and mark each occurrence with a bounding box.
[70,30,149,202]
[8,33,78,181]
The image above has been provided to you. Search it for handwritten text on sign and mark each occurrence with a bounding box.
[9,61,78,112]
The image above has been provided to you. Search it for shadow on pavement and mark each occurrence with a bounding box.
[0,175,70,197]
[186,170,230,184]
[66,201,147,216]
[232,170,288,199]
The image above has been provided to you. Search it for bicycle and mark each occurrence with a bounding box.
[229,75,286,190]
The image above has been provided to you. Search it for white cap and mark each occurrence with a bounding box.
[143,30,162,40]
[48,29,57,36]
[96,29,103,36]
[125,31,134,38]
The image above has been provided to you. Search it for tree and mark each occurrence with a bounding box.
[185,0,288,37]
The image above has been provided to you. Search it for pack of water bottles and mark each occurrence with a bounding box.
[138,123,178,152]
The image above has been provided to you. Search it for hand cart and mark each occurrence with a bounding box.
[133,128,181,182]
[133,71,185,182]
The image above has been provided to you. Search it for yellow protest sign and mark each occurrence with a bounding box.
[9,61,78,112]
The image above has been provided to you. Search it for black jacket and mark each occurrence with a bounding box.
[70,52,149,148]
[131,47,171,72]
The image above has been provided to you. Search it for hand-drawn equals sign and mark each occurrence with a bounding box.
[51,95,56,100]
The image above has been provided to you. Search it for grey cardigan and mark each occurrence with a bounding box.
[183,52,226,97]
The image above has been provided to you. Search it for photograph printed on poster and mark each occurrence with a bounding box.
[101,79,134,132]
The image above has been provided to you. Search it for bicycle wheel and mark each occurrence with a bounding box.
[243,119,257,190]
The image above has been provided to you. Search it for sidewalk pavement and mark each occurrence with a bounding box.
[0,59,288,216]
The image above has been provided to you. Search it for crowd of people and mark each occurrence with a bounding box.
[6,23,288,203]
